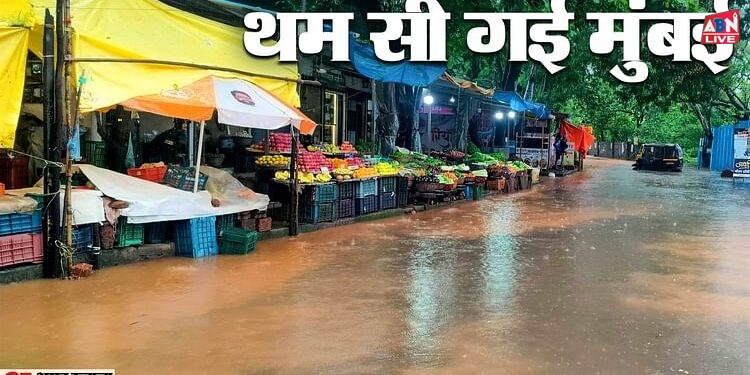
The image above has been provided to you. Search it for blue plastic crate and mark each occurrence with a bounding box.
[379,191,397,210]
[337,198,355,218]
[299,202,337,224]
[66,224,94,252]
[175,216,218,258]
[0,209,42,236]
[337,181,356,200]
[464,184,474,200]
[301,183,338,204]
[355,178,378,198]
[355,195,379,215]
[378,176,398,194]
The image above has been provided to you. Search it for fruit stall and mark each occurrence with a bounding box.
[244,135,536,228]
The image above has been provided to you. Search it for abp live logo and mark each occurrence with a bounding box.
[702,9,740,44]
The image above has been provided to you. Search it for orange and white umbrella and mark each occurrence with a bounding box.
[121,75,317,134]
[120,75,317,192]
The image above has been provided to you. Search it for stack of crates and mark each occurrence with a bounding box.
[355,178,379,216]
[175,216,218,258]
[219,227,258,255]
[336,180,356,219]
[0,200,43,268]
[299,184,338,224]
[378,176,398,211]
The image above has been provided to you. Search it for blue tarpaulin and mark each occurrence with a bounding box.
[492,91,551,119]
[348,35,446,87]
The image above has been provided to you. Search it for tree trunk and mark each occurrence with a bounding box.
[376,82,398,156]
[501,61,524,92]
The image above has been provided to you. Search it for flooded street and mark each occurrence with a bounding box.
[1,158,749,374]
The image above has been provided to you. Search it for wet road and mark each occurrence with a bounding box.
[1,158,749,374]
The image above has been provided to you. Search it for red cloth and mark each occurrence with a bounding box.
[561,121,596,157]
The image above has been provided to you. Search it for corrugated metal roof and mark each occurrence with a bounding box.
[710,121,750,171]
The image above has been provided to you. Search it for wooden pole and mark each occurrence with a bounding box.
[289,125,299,236]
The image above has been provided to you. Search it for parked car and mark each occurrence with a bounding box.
[634,143,683,172]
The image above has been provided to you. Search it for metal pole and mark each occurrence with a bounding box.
[289,126,299,236]
[43,9,61,278]
[426,105,432,154]
[193,121,206,193]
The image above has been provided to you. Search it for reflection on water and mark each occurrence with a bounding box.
[1,159,750,374]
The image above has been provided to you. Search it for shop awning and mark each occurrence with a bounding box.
[492,91,551,119]
[561,120,597,156]
[23,0,301,112]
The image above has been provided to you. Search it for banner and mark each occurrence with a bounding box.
[0,27,29,148]
[420,110,456,152]
[734,128,750,178]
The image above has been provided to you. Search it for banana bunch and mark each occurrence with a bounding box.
[299,172,315,184]
[274,171,291,181]
[315,173,333,183]
[333,167,353,176]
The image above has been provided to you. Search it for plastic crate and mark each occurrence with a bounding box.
[338,198,355,218]
[116,217,144,247]
[355,178,378,198]
[216,214,236,233]
[379,176,398,194]
[379,191,397,210]
[464,184,474,200]
[355,195,379,215]
[145,222,172,244]
[175,216,218,258]
[268,203,290,223]
[0,209,42,236]
[65,224,94,252]
[127,165,168,183]
[337,180,356,200]
[301,183,338,204]
[219,227,258,255]
[397,176,409,192]
[82,140,107,168]
[164,166,208,191]
[472,184,485,201]
[0,232,43,267]
[299,202,337,224]
[397,190,408,207]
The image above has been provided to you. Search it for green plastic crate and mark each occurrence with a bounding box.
[82,140,107,168]
[116,217,144,247]
[216,214,236,233]
[219,227,257,255]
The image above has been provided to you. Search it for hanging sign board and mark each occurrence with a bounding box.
[734,128,750,178]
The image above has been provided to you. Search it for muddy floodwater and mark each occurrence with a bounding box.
[1,158,749,374]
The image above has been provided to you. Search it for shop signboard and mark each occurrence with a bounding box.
[518,148,549,168]
[420,106,456,151]
[734,128,750,177]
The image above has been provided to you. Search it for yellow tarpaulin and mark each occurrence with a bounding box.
[0,27,29,148]
[24,0,300,112]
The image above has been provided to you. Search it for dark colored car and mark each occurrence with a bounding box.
[634,143,684,172]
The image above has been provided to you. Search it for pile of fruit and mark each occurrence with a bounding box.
[332,167,353,176]
[329,158,349,170]
[298,151,332,172]
[487,164,505,178]
[255,155,290,168]
[307,143,341,154]
[374,162,398,176]
[340,141,357,153]
[297,172,333,184]
[347,157,366,168]
[353,167,378,179]
[268,133,304,153]
[274,170,290,181]
[248,142,265,152]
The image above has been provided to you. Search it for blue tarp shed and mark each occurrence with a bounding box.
[492,91,551,119]
[710,121,750,171]
[348,35,446,87]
